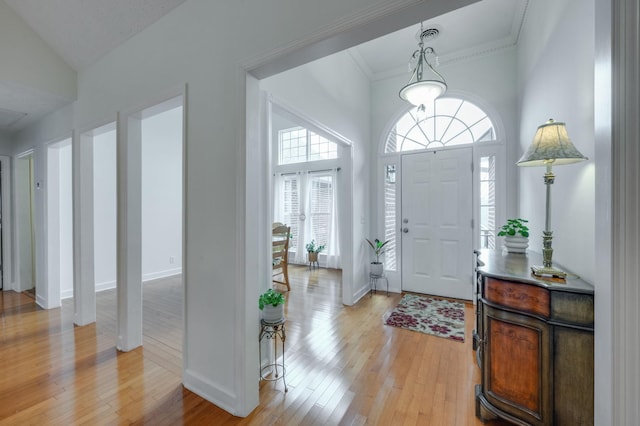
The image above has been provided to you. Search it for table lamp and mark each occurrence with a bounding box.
[517,119,587,278]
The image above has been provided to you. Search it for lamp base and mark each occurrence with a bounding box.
[531,265,567,279]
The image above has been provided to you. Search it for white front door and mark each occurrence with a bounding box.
[401,148,473,300]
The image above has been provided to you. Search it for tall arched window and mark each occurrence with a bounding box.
[381,97,501,273]
[385,97,496,153]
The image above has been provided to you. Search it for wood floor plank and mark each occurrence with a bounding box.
[0,266,508,425]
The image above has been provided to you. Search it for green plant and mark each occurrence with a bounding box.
[366,238,391,263]
[305,240,325,253]
[258,289,286,310]
[497,218,530,238]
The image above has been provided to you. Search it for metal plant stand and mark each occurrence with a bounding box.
[369,272,389,296]
[259,319,288,392]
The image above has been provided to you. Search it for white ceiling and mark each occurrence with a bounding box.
[4,0,188,71]
[0,0,527,134]
[349,0,528,80]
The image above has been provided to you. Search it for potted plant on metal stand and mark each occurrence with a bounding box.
[497,218,530,254]
[366,238,390,276]
[305,240,325,268]
[259,289,286,323]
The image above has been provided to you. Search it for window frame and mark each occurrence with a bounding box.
[384,97,497,153]
[278,126,338,165]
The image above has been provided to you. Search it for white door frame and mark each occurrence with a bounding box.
[241,0,531,416]
[14,150,36,295]
[44,137,73,309]
[116,90,186,352]
[0,155,12,292]
[73,120,116,326]
[266,96,354,303]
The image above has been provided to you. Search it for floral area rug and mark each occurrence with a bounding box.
[384,294,465,342]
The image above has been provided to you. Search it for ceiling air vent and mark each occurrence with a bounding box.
[417,28,440,42]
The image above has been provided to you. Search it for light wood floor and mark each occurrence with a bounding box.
[0,267,505,425]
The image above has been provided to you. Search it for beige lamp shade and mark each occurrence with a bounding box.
[517,119,587,166]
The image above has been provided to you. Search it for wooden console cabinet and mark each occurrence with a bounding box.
[474,250,594,426]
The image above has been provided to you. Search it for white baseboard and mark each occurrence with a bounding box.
[61,289,74,299]
[183,368,238,416]
[352,283,370,304]
[93,269,182,293]
[33,293,62,309]
[96,280,117,293]
[143,267,182,282]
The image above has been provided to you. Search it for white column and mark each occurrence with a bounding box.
[116,113,143,351]
[73,131,96,325]
[611,0,640,424]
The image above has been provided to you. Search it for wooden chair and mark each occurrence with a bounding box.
[272,225,291,291]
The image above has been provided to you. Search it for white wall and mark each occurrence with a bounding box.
[0,1,75,99]
[261,50,371,299]
[0,132,13,154]
[12,105,74,155]
[93,129,117,291]
[91,107,183,291]
[517,0,595,283]
[141,106,183,281]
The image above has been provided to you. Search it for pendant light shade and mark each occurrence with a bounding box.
[399,25,447,107]
[399,80,447,107]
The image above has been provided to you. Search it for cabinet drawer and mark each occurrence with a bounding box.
[485,278,550,318]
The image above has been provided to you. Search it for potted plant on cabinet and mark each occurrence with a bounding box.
[366,238,390,276]
[497,218,530,253]
[305,240,325,266]
[259,289,286,323]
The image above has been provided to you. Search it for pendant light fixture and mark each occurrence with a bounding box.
[399,24,447,109]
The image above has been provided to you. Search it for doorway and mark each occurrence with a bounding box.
[92,124,117,294]
[267,99,352,299]
[401,148,473,300]
[46,138,73,308]
[116,94,184,352]
[0,156,10,291]
[15,151,36,296]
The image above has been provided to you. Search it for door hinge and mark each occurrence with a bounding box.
[471,162,474,173]
[471,219,474,229]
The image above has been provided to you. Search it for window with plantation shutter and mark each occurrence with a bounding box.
[282,176,299,251]
[309,175,333,250]
[383,165,397,271]
[479,155,496,249]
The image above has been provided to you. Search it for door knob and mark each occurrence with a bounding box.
[403,227,409,233]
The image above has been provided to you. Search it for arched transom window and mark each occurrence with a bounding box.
[385,97,496,153]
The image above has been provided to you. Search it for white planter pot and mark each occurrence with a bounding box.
[370,262,384,276]
[262,304,285,323]
[503,236,529,254]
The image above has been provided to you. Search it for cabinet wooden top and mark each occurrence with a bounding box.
[475,249,594,295]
